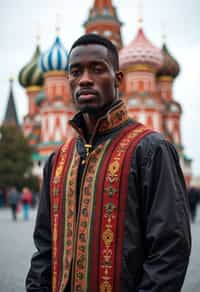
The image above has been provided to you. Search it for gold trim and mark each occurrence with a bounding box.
[44,70,68,78]
[157,76,173,82]
[26,85,42,92]
[123,64,155,73]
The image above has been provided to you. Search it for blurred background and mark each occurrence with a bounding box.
[0,0,200,291]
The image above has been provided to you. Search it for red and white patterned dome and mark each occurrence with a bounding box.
[119,28,163,70]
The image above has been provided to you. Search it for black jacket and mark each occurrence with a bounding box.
[26,117,191,292]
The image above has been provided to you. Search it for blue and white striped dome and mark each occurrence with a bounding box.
[39,36,68,72]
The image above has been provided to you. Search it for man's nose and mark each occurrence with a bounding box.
[79,70,93,86]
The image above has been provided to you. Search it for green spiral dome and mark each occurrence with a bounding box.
[18,45,44,88]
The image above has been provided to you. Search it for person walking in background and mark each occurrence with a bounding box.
[21,187,32,220]
[0,188,5,207]
[7,187,20,221]
[26,34,191,292]
[188,186,200,222]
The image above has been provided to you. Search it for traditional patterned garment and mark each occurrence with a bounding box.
[26,100,191,292]
[50,104,152,291]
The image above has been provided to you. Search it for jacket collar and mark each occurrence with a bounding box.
[69,100,129,142]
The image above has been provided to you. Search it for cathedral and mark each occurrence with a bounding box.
[4,0,192,185]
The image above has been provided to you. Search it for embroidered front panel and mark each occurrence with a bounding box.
[51,139,80,292]
[72,140,112,292]
[59,149,80,291]
[51,123,153,292]
[98,124,148,291]
[51,140,71,292]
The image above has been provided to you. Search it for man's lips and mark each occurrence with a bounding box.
[76,90,98,101]
[78,93,96,100]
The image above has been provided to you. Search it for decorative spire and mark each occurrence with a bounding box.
[56,26,60,36]
[161,20,167,44]
[84,0,123,49]
[55,13,61,37]
[94,0,114,13]
[9,75,14,82]
[36,34,40,46]
[85,0,119,24]
[35,21,41,46]
[162,33,166,43]
[137,0,144,29]
[138,17,143,29]
[4,77,19,126]
[35,22,41,46]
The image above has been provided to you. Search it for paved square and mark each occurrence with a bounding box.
[0,206,199,291]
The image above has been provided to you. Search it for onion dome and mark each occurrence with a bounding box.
[119,28,163,70]
[157,43,180,78]
[18,45,43,88]
[36,90,47,106]
[39,36,68,73]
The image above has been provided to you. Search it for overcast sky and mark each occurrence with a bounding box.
[0,0,200,175]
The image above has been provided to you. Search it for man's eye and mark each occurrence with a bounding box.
[93,66,104,73]
[70,69,81,77]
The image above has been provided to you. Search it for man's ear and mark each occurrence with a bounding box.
[115,71,123,87]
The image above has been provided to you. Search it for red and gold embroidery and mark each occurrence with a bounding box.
[51,120,153,292]
[51,140,71,292]
[51,138,79,292]
[60,150,80,291]
[72,141,111,292]
[99,124,148,291]
[98,102,128,133]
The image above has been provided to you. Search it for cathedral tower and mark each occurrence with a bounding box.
[3,77,19,126]
[84,0,123,49]
[38,31,74,158]
[119,25,163,132]
[156,41,192,185]
[157,41,182,147]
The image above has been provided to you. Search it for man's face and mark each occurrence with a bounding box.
[68,44,122,115]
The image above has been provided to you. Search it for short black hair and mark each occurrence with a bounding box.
[68,33,119,70]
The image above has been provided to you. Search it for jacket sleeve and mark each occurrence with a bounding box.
[135,134,191,292]
[26,153,54,292]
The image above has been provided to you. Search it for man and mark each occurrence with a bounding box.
[188,186,200,222]
[26,34,191,292]
[7,186,20,221]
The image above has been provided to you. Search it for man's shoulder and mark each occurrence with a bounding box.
[126,121,165,146]
[127,123,177,157]
[137,130,166,146]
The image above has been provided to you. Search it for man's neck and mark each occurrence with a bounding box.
[82,114,97,137]
[82,100,119,135]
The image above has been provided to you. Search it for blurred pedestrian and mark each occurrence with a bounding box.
[7,187,20,221]
[0,188,4,207]
[21,187,32,220]
[188,186,200,222]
